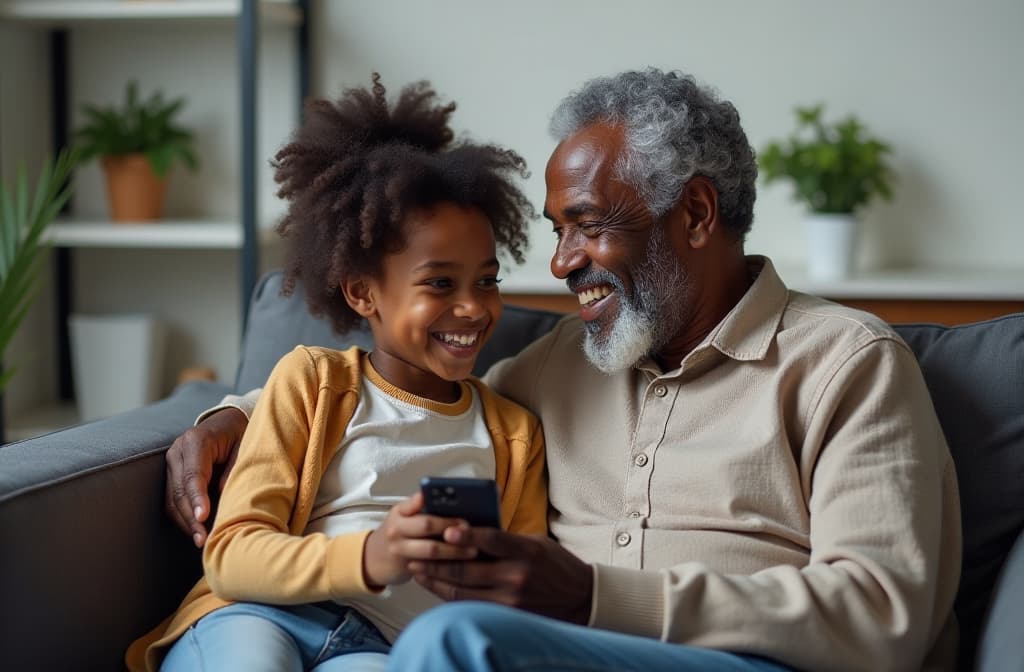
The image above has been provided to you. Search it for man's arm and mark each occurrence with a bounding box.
[165,388,261,546]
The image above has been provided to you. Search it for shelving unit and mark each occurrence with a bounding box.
[46,218,281,249]
[0,0,310,441]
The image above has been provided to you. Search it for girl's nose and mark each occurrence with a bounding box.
[453,291,486,320]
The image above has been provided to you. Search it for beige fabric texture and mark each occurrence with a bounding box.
[484,257,961,672]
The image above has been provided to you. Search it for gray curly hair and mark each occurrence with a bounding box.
[549,68,757,239]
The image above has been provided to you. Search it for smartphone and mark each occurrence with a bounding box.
[419,476,501,529]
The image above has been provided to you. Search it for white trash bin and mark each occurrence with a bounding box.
[69,314,166,421]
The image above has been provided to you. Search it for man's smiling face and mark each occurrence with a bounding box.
[544,122,691,372]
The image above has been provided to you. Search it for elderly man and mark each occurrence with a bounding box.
[166,69,960,671]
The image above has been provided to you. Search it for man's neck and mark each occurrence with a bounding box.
[652,253,754,371]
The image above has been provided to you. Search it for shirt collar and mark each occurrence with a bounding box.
[705,255,789,362]
[638,255,789,377]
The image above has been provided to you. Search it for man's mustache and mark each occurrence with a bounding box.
[566,268,623,295]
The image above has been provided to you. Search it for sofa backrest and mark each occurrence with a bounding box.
[238,271,1023,671]
[893,314,1024,669]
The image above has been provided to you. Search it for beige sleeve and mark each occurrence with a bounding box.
[588,338,961,672]
[195,388,263,425]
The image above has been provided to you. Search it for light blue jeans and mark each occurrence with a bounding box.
[386,602,793,672]
[161,601,390,672]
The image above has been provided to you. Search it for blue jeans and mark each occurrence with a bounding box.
[386,602,793,672]
[161,601,390,672]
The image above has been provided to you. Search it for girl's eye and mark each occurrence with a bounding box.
[426,278,452,290]
[478,276,502,288]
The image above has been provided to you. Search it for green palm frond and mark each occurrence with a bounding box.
[0,149,77,392]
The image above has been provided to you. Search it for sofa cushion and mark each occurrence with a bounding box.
[893,314,1024,669]
[0,380,228,670]
[976,528,1024,672]
[236,271,563,393]
[234,272,374,393]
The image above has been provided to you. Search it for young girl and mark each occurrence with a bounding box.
[126,74,547,672]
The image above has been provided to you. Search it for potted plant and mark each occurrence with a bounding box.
[0,150,76,441]
[75,81,199,222]
[759,104,895,280]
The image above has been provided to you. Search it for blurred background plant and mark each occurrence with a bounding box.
[0,150,76,393]
[759,104,895,214]
[75,80,198,178]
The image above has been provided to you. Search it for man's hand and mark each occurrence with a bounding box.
[408,528,594,625]
[165,407,249,547]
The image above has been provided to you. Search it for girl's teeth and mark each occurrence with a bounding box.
[440,333,477,346]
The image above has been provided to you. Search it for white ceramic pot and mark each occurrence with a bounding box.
[69,314,166,421]
[805,213,858,281]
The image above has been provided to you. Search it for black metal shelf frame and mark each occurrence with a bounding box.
[46,0,311,403]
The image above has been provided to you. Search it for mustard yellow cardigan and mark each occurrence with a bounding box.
[126,346,548,671]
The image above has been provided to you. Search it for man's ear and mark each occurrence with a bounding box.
[678,175,720,249]
[341,276,376,319]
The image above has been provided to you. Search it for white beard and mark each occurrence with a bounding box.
[582,297,657,374]
[582,227,689,374]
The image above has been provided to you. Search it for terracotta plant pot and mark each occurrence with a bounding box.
[101,153,168,222]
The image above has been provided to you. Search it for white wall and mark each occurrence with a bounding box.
[3,0,1022,427]
[314,0,1024,286]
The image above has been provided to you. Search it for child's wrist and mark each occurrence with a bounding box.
[362,529,391,590]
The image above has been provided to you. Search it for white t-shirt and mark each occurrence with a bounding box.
[304,363,495,641]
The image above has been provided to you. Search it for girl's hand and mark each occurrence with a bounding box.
[362,491,479,588]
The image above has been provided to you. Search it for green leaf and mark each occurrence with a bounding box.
[0,149,75,392]
[15,164,28,239]
[758,104,895,213]
[73,81,196,174]
[147,146,174,177]
[0,365,15,391]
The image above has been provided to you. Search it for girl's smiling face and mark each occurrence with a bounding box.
[345,202,503,403]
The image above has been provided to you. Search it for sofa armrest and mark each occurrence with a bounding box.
[976,528,1024,672]
[0,381,230,671]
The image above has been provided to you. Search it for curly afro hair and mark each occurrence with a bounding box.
[273,73,535,334]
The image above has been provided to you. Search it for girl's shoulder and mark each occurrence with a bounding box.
[271,345,366,396]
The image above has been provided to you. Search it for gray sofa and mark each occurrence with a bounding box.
[2,270,1022,672]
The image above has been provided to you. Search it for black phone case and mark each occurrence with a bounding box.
[419,477,501,528]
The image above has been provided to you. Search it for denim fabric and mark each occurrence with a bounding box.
[161,601,389,672]
[387,602,792,672]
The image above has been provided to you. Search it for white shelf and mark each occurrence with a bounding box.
[775,265,1024,301]
[500,264,1024,301]
[46,218,280,249]
[0,0,302,26]
[5,401,80,443]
